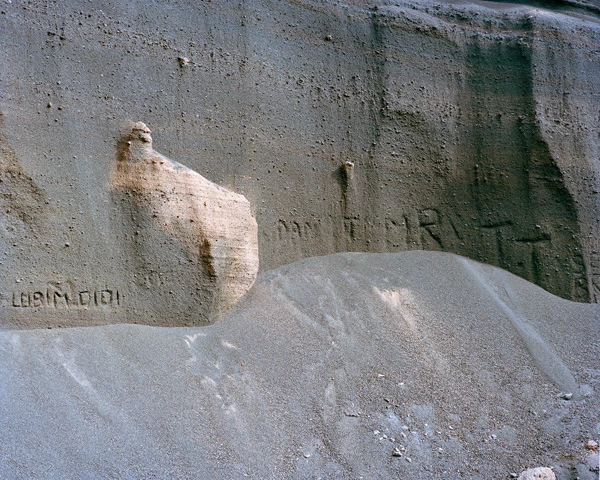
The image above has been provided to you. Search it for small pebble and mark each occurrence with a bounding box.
[517,467,555,480]
[559,392,573,400]
[585,439,598,451]
[325,34,333,41]
[392,447,402,457]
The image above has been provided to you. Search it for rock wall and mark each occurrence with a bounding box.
[0,0,599,327]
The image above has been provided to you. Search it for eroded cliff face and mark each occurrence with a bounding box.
[336,6,593,302]
[0,0,599,327]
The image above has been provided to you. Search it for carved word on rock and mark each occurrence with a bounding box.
[111,122,259,321]
[268,204,587,301]
[10,285,121,309]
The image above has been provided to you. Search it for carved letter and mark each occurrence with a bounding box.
[53,291,69,309]
[101,290,114,306]
[277,220,289,241]
[419,209,443,250]
[292,221,302,240]
[20,292,30,308]
[32,291,44,307]
[79,291,91,307]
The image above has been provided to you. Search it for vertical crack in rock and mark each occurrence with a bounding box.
[110,122,259,325]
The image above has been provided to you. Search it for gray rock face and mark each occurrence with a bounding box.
[0,0,599,328]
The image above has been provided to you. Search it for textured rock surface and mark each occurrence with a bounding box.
[110,122,259,325]
[0,119,259,328]
[0,0,599,327]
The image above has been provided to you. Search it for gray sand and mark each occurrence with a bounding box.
[1,251,598,479]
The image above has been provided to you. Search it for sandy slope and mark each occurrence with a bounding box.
[1,252,598,479]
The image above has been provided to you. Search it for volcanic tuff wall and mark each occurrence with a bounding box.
[0,0,599,327]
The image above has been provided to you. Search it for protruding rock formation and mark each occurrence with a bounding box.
[110,122,258,325]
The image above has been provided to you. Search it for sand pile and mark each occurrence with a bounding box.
[1,251,598,479]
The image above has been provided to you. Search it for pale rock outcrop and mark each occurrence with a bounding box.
[110,122,258,325]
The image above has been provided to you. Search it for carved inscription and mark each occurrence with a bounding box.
[276,219,319,243]
[344,216,360,242]
[384,210,441,249]
[270,208,459,250]
[10,285,121,309]
[267,201,589,301]
[419,208,444,250]
[570,254,589,301]
[385,217,408,249]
